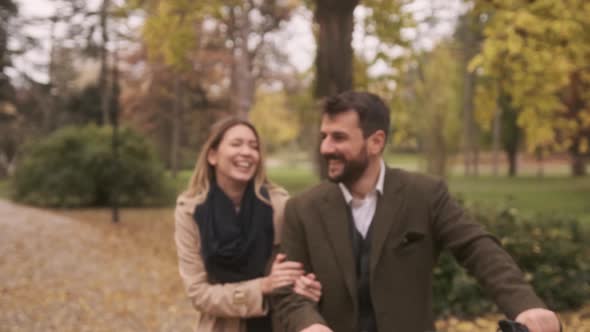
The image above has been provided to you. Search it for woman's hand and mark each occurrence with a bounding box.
[261,253,304,294]
[294,273,322,302]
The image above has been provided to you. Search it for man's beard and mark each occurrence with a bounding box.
[323,146,369,186]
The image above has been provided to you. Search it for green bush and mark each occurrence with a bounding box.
[434,203,590,318]
[13,125,169,207]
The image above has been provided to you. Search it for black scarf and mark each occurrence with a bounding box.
[194,180,274,332]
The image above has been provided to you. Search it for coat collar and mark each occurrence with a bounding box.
[319,183,357,301]
[369,168,406,276]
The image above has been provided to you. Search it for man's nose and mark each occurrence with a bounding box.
[320,137,334,155]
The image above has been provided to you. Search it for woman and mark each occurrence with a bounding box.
[174,117,320,332]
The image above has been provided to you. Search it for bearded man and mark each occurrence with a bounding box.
[272,91,560,332]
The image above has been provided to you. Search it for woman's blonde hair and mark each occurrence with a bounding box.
[184,117,279,205]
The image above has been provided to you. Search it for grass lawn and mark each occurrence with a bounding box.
[0,179,10,199]
[3,158,588,223]
[449,175,590,223]
[268,167,318,193]
[167,168,319,196]
[264,166,590,223]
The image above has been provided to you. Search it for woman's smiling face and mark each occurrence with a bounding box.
[208,124,261,187]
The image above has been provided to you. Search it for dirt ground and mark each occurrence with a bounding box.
[1,200,588,332]
[0,200,195,332]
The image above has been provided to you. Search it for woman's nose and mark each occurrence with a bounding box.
[239,145,255,155]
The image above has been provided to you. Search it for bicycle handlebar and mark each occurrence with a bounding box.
[498,319,529,332]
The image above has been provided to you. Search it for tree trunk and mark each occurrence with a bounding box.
[99,0,110,126]
[570,149,587,176]
[499,93,520,177]
[561,73,589,177]
[314,0,357,98]
[491,106,502,176]
[314,0,358,178]
[536,149,544,178]
[228,5,255,118]
[426,114,447,177]
[506,150,517,177]
[170,77,182,178]
[44,17,58,133]
[458,13,480,177]
[462,69,476,176]
[110,49,120,223]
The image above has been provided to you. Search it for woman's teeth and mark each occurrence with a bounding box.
[236,161,252,169]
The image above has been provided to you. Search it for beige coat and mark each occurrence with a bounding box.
[174,187,288,332]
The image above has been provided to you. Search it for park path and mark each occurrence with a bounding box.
[0,199,195,332]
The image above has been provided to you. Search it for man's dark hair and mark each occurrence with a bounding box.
[323,91,391,139]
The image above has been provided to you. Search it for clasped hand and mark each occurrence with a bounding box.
[262,253,322,303]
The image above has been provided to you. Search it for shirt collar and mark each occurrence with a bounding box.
[339,159,385,205]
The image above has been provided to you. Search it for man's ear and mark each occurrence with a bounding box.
[368,130,386,155]
[207,149,217,166]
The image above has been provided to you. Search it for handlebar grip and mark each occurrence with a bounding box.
[498,319,529,332]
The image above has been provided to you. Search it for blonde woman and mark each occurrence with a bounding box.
[174,117,320,332]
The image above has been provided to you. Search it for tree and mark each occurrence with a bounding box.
[99,0,112,126]
[309,0,359,178]
[0,0,16,91]
[136,0,295,175]
[394,42,463,177]
[455,11,485,176]
[312,0,410,98]
[0,0,18,177]
[142,0,294,117]
[119,49,212,175]
[471,0,590,176]
[250,90,301,152]
[309,0,411,176]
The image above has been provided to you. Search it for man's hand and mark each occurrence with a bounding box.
[294,273,322,302]
[300,323,333,332]
[516,308,561,332]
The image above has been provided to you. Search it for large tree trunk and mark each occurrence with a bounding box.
[314,0,358,178]
[506,150,517,176]
[314,0,357,98]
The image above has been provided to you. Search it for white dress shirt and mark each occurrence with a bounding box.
[339,160,385,238]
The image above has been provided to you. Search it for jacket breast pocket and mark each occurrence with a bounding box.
[393,231,426,256]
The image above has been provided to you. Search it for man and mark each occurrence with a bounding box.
[273,91,560,332]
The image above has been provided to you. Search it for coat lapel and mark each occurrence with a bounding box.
[370,168,406,276]
[318,184,357,301]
